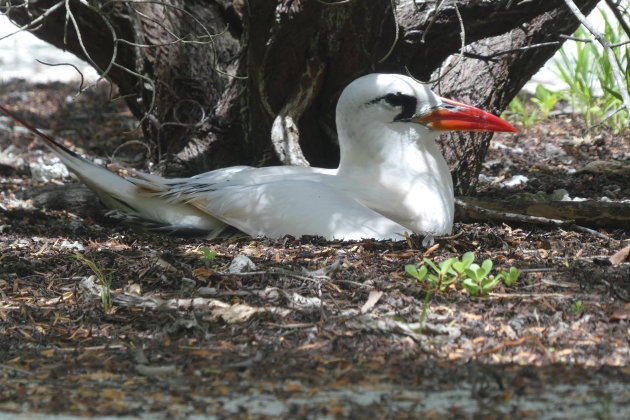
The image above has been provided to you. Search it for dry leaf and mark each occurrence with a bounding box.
[360,290,383,314]
[609,244,630,265]
[609,303,630,322]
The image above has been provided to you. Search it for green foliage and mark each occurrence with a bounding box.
[506,9,628,133]
[405,252,522,298]
[531,85,560,119]
[462,259,499,297]
[553,11,628,132]
[200,247,218,263]
[405,252,521,334]
[500,266,522,287]
[71,253,114,311]
[504,95,540,129]
[504,86,563,130]
[572,300,584,316]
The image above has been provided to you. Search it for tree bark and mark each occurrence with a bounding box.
[1,0,600,189]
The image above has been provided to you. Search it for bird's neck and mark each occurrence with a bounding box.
[337,125,444,178]
[336,125,454,236]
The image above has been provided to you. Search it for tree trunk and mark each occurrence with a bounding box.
[1,0,599,189]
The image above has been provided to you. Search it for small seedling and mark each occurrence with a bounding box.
[200,247,217,262]
[531,85,560,119]
[405,252,522,334]
[404,264,432,335]
[199,247,218,264]
[504,95,540,129]
[405,252,522,298]
[499,266,522,287]
[462,259,500,297]
[571,300,584,316]
[451,251,475,276]
[71,253,114,311]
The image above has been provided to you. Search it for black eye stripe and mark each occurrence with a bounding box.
[369,92,417,121]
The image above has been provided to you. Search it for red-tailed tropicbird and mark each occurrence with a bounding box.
[0,73,516,240]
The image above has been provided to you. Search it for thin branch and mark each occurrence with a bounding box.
[455,198,613,241]
[409,2,465,85]
[316,0,353,5]
[0,1,64,42]
[35,59,85,94]
[463,41,561,61]
[421,0,446,44]
[604,0,630,38]
[378,0,399,63]
[585,104,626,131]
[559,33,630,48]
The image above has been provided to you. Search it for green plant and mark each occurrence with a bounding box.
[405,253,522,333]
[405,264,432,335]
[553,10,629,132]
[531,85,561,119]
[500,266,522,287]
[199,247,218,263]
[504,95,539,129]
[406,252,522,298]
[461,259,500,297]
[571,300,584,316]
[71,253,114,311]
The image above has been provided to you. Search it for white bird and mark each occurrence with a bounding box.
[0,74,516,240]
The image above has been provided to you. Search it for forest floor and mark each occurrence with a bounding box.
[0,80,629,419]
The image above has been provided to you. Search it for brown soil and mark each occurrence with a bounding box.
[0,80,628,418]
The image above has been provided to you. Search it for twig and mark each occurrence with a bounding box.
[409,1,465,85]
[421,0,446,44]
[0,1,65,42]
[455,198,613,240]
[378,0,399,63]
[604,0,630,38]
[0,363,33,376]
[562,0,630,120]
[463,41,561,61]
[586,105,627,131]
[474,334,554,363]
[559,34,630,48]
[316,0,353,4]
[35,59,85,94]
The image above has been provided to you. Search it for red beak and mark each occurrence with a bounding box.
[413,97,518,133]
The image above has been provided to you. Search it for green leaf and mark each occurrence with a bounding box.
[423,258,440,274]
[502,266,522,286]
[462,278,481,296]
[464,265,481,281]
[481,259,493,274]
[200,247,217,262]
[602,86,622,101]
[405,264,427,281]
[438,258,455,275]
[452,252,474,274]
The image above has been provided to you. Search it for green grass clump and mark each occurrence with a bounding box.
[71,253,114,311]
[505,9,628,132]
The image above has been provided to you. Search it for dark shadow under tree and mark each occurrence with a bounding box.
[1,0,600,194]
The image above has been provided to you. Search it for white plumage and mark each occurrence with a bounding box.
[0,73,516,240]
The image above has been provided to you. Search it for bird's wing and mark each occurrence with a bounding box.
[174,179,410,240]
[128,165,334,195]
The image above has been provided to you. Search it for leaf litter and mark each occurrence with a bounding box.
[0,80,628,418]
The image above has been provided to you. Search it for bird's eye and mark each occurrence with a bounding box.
[382,92,417,121]
[383,92,408,107]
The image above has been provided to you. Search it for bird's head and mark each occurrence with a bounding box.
[336,73,517,148]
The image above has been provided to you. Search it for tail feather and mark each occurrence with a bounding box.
[0,104,224,233]
[0,103,135,205]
